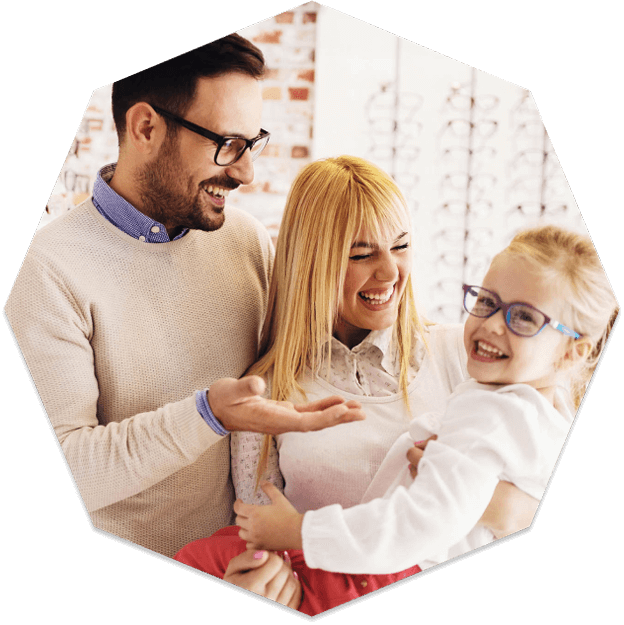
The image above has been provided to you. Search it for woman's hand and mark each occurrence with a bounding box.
[224,548,302,609]
[234,482,304,551]
[407,436,539,538]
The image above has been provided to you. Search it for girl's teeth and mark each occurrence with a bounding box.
[476,341,506,358]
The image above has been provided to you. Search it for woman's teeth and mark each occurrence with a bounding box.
[475,341,507,359]
[359,288,393,305]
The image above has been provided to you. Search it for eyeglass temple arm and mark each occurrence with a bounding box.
[549,318,581,339]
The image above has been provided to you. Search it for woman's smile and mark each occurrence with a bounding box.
[358,285,396,308]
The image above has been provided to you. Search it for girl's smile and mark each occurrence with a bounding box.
[471,339,509,361]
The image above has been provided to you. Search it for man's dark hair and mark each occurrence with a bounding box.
[112,33,265,144]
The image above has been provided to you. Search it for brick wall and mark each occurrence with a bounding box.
[234,2,318,238]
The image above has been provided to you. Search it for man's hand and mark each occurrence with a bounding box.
[406,436,538,538]
[208,376,365,434]
[224,548,302,609]
[235,482,304,551]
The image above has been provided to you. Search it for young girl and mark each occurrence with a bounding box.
[233,224,618,598]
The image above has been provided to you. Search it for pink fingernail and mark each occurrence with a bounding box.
[293,571,299,580]
[283,551,291,564]
[414,440,425,446]
[253,551,265,560]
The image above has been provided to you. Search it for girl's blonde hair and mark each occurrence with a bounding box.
[496,224,618,409]
[249,155,427,482]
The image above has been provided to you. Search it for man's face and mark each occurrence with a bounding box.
[137,72,263,234]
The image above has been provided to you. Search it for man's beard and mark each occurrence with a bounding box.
[136,136,233,234]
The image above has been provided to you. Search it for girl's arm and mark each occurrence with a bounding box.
[237,388,553,574]
[407,441,539,538]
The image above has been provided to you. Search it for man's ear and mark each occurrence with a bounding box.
[124,103,166,155]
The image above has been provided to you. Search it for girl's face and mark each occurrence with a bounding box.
[464,254,570,397]
[334,226,412,349]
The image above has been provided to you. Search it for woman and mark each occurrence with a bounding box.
[176,156,537,613]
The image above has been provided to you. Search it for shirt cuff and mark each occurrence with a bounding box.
[195,389,230,436]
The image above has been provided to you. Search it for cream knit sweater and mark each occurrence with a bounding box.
[6,199,273,557]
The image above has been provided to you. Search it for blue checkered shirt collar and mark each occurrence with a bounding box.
[92,163,188,242]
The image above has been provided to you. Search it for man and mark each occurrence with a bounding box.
[5,32,362,589]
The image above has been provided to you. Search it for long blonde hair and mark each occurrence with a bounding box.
[497,225,619,409]
[249,156,427,481]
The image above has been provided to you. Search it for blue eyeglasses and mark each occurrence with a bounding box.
[462,284,581,339]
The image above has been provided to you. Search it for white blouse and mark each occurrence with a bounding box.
[230,324,468,509]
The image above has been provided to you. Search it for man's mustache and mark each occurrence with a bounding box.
[201,177,240,191]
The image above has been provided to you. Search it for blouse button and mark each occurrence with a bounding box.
[360,580,368,588]
[151,226,160,233]
[138,236,146,242]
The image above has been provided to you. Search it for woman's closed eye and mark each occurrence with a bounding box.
[392,243,410,252]
[349,243,410,262]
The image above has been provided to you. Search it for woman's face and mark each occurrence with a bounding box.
[334,226,412,349]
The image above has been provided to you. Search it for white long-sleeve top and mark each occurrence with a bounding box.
[301,380,575,574]
[231,324,468,510]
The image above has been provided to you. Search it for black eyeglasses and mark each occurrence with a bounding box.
[462,284,581,339]
[151,105,270,166]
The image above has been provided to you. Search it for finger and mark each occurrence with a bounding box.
[233,500,254,517]
[274,569,299,607]
[275,574,298,607]
[297,404,366,432]
[414,434,438,450]
[260,481,286,504]
[235,515,249,530]
[277,401,295,410]
[406,446,424,465]
[235,375,266,401]
[238,527,259,546]
[233,499,247,516]
[225,548,269,576]
[293,395,346,413]
[262,558,291,601]
[239,553,285,591]
[344,399,363,409]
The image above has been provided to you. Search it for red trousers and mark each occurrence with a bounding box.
[175,526,421,616]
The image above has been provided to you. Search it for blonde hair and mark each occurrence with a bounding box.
[496,224,619,409]
[249,156,427,482]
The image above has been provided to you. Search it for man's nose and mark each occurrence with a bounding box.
[224,149,255,186]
